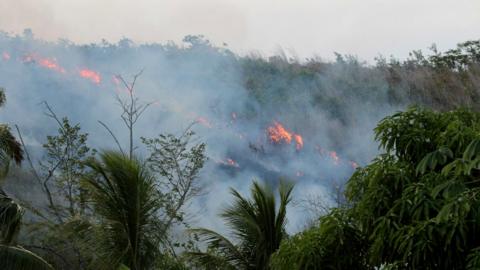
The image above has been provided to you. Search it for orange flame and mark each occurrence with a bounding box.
[23,53,66,73]
[267,121,303,149]
[217,158,239,168]
[329,151,340,165]
[196,117,212,128]
[2,52,10,61]
[79,69,101,84]
[267,121,292,144]
[38,58,66,73]
[293,134,304,150]
[350,161,359,169]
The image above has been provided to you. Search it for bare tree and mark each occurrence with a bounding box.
[113,71,152,159]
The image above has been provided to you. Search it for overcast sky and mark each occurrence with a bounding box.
[1,0,479,61]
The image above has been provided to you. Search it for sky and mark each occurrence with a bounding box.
[1,0,479,61]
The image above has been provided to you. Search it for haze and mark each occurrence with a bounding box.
[1,0,479,61]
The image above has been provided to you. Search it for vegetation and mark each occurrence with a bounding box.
[0,87,52,269]
[271,107,480,269]
[188,181,293,270]
[1,38,480,269]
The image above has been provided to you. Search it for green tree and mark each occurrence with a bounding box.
[345,107,480,269]
[188,181,293,270]
[0,190,53,270]
[271,107,480,269]
[0,88,23,172]
[82,151,164,270]
[270,208,367,270]
[142,128,206,254]
[0,88,52,269]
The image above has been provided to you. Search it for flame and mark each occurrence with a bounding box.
[217,157,239,168]
[329,151,340,165]
[226,158,238,167]
[79,69,101,84]
[2,52,10,61]
[267,121,303,149]
[267,121,293,144]
[196,117,212,128]
[350,161,359,169]
[293,134,303,150]
[22,53,66,73]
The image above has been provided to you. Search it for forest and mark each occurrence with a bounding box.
[1,34,480,269]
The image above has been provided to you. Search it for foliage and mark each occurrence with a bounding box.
[188,181,293,270]
[142,128,206,250]
[82,151,164,270]
[270,208,367,270]
[0,244,53,270]
[0,87,52,269]
[345,107,480,269]
[40,115,95,219]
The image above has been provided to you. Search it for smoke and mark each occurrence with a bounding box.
[0,31,406,234]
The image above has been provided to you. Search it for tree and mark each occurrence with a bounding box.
[0,88,23,172]
[82,151,164,270]
[142,127,206,253]
[344,107,480,269]
[36,102,95,221]
[0,190,53,270]
[188,181,293,270]
[0,87,52,270]
[270,208,367,270]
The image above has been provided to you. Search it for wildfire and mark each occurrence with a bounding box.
[79,69,101,84]
[350,161,359,169]
[267,121,303,150]
[22,53,66,73]
[217,158,239,168]
[329,151,340,165]
[196,117,212,128]
[293,134,303,150]
[2,52,10,61]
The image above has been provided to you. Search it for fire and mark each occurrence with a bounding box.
[79,69,101,84]
[38,58,66,73]
[267,121,292,144]
[226,158,238,167]
[350,161,359,169]
[217,158,239,168]
[22,53,66,73]
[267,121,303,149]
[196,117,212,128]
[329,151,340,165]
[2,52,10,61]
[293,134,303,150]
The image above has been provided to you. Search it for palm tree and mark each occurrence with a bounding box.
[83,150,164,270]
[189,181,294,270]
[0,87,52,269]
[0,88,23,175]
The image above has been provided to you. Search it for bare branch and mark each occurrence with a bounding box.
[97,121,126,156]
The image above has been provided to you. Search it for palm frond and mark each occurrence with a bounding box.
[83,150,163,270]
[193,180,294,270]
[0,124,23,165]
[0,244,53,270]
[188,228,247,268]
[0,189,24,244]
